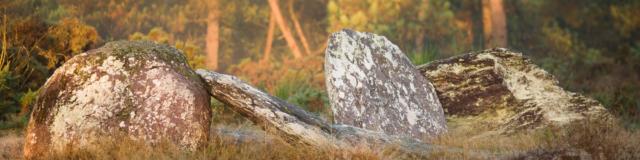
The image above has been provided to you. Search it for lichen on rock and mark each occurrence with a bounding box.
[324,29,447,139]
[195,69,444,158]
[24,41,211,159]
[418,48,612,134]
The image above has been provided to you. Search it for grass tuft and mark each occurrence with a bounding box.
[1,120,639,159]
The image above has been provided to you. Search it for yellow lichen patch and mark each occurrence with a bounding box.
[24,41,211,159]
[418,48,611,135]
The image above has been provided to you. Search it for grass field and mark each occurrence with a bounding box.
[2,119,639,159]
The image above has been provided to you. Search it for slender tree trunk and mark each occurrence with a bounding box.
[267,0,303,59]
[206,1,220,70]
[481,0,492,47]
[490,0,507,47]
[288,0,312,55]
[262,14,276,63]
[414,0,428,53]
[482,0,507,48]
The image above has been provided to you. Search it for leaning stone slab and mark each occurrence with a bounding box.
[196,69,500,159]
[324,29,447,139]
[196,69,338,148]
[418,48,612,133]
[24,41,211,159]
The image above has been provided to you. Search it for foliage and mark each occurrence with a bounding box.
[328,0,469,55]
[0,0,639,130]
[506,0,640,127]
[43,18,102,68]
[128,27,207,69]
[55,0,204,40]
[273,70,329,116]
[0,1,639,159]
[408,47,438,66]
[229,54,329,117]
[0,12,100,126]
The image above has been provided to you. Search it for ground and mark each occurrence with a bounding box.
[1,119,639,159]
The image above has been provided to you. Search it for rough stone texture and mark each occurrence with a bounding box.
[417,48,611,133]
[196,70,446,157]
[24,41,211,158]
[324,29,446,139]
[212,125,275,145]
[196,70,339,148]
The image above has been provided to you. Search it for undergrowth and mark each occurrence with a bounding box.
[2,119,638,159]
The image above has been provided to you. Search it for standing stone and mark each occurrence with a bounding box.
[196,70,444,158]
[24,41,211,158]
[324,29,447,139]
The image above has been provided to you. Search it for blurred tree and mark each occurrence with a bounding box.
[268,0,303,59]
[288,0,312,55]
[507,0,640,127]
[2,0,639,129]
[481,0,507,48]
[327,0,469,57]
[261,14,276,63]
[448,0,484,49]
[43,18,101,68]
[129,27,207,69]
[206,0,220,70]
[0,5,100,127]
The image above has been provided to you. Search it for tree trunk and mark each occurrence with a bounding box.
[414,0,429,53]
[481,0,507,48]
[288,0,312,55]
[261,14,276,63]
[206,1,220,70]
[267,0,303,59]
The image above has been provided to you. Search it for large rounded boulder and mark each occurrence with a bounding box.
[24,41,211,158]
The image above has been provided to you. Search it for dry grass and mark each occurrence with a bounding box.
[1,125,379,160]
[430,119,640,159]
[36,136,377,160]
[0,130,23,160]
[1,120,639,160]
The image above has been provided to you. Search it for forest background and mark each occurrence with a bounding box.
[1,0,639,131]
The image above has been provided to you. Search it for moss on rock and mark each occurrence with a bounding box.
[418,48,612,135]
[24,41,211,159]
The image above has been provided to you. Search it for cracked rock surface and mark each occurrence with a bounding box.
[24,41,211,158]
[418,48,611,134]
[325,29,447,139]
